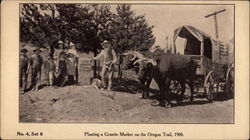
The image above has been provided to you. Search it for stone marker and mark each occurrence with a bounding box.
[78,58,93,85]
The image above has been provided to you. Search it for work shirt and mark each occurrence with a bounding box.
[43,59,50,72]
[53,49,64,60]
[48,59,56,72]
[43,51,51,73]
[30,54,43,69]
[54,49,67,69]
[93,48,117,66]
[59,51,68,61]
[20,55,29,72]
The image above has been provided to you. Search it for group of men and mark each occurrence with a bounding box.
[19,41,79,94]
[19,40,117,94]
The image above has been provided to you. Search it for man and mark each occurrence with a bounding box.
[30,48,43,91]
[48,55,56,86]
[67,53,76,85]
[54,40,68,87]
[53,40,64,61]
[69,42,79,84]
[91,40,117,91]
[19,48,30,94]
[43,47,51,86]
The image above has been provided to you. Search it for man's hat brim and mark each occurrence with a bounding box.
[58,40,64,44]
[101,40,111,46]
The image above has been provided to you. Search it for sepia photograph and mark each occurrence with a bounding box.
[2,0,250,139]
[18,3,235,124]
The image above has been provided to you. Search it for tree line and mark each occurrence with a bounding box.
[20,4,155,54]
[20,4,156,79]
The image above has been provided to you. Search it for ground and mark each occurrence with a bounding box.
[19,43,233,123]
[19,78,233,123]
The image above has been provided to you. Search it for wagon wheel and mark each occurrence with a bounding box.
[225,66,234,99]
[169,80,181,95]
[204,71,219,102]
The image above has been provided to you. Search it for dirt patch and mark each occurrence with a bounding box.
[20,84,233,123]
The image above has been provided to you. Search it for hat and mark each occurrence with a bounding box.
[33,48,41,53]
[69,42,75,47]
[20,48,28,53]
[58,40,64,44]
[101,40,111,46]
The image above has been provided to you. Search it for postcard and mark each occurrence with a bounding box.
[1,0,249,139]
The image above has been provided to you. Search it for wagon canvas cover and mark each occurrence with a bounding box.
[173,25,230,64]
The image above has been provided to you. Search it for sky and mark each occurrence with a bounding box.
[126,4,234,48]
[22,4,234,49]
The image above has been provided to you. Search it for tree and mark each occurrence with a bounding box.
[21,4,115,78]
[86,4,114,77]
[20,4,46,47]
[55,4,92,51]
[110,5,155,53]
[109,4,155,80]
[132,15,155,51]
[20,4,61,49]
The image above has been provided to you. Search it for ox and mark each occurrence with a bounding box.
[122,51,161,99]
[122,50,162,70]
[122,51,144,71]
[136,54,198,107]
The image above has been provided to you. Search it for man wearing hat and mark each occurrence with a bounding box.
[68,42,79,84]
[20,48,30,94]
[55,40,69,86]
[30,47,43,91]
[53,40,64,61]
[90,40,117,91]
[53,40,68,86]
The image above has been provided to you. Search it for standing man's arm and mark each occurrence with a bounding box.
[74,57,78,68]
[75,50,79,58]
[54,51,60,72]
[73,50,79,68]
[91,50,104,60]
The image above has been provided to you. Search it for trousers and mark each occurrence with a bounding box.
[49,72,55,86]
[56,60,67,87]
[31,67,41,90]
[101,64,114,89]
[20,69,28,92]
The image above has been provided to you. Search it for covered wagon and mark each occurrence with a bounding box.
[170,25,234,101]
